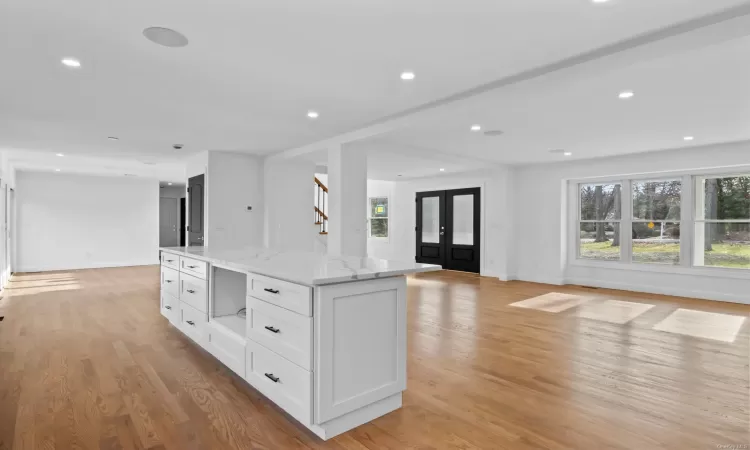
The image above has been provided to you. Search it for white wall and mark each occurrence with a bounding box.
[264,158,316,251]
[16,171,159,272]
[160,186,186,199]
[366,168,514,277]
[513,141,750,303]
[206,151,264,249]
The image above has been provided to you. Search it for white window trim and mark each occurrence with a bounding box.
[367,196,389,241]
[569,170,750,276]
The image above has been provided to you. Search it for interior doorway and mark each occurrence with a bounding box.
[159,197,180,247]
[188,174,205,246]
[415,187,481,273]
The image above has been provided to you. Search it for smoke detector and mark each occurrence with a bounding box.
[143,27,189,48]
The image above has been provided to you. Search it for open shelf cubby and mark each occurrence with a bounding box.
[211,266,247,338]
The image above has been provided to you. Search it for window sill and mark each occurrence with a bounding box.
[569,259,750,280]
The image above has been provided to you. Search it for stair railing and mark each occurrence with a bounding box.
[314,177,328,234]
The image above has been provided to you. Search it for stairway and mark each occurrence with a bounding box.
[314,177,328,253]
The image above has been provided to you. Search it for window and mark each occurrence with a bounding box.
[368,197,388,238]
[631,180,681,265]
[573,172,750,271]
[578,183,621,261]
[694,175,750,269]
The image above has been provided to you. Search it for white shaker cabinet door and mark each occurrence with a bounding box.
[314,276,407,424]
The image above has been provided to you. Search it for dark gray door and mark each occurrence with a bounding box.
[415,191,446,266]
[188,174,204,246]
[415,187,480,273]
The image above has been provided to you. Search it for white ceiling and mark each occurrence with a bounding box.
[1,0,749,180]
[374,33,750,169]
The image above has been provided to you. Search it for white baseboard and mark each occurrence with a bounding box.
[16,261,158,273]
[513,273,565,286]
[565,276,750,305]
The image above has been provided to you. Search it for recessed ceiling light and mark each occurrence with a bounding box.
[592,0,610,3]
[56,153,64,157]
[439,168,445,172]
[683,136,694,141]
[168,182,173,186]
[55,169,61,172]
[143,27,189,48]
[618,91,634,99]
[400,72,415,81]
[470,125,481,132]
[61,58,81,68]
[307,111,319,119]
[563,152,573,156]
[108,136,119,141]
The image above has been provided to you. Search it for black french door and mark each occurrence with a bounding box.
[415,187,481,273]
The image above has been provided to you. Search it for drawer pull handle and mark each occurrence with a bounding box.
[186,320,195,326]
[264,326,280,333]
[165,280,173,283]
[187,289,196,294]
[263,288,280,294]
[165,259,174,263]
[165,306,172,310]
[187,265,198,269]
[264,373,280,383]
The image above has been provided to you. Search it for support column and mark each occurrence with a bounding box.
[327,143,367,257]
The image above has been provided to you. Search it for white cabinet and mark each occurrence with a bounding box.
[314,277,407,423]
[179,301,207,345]
[207,320,246,377]
[180,272,208,313]
[159,248,411,440]
[246,339,313,426]
[246,297,312,370]
[161,266,180,299]
[247,273,312,316]
[179,256,208,279]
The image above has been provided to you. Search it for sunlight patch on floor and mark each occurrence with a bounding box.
[6,273,81,297]
[510,292,592,313]
[576,299,655,324]
[653,308,747,343]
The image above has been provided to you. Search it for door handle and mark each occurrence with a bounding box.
[440,232,445,235]
[263,288,280,294]
[264,326,280,333]
[186,289,196,294]
[264,373,280,383]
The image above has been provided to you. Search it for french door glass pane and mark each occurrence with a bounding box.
[579,222,621,260]
[632,222,680,265]
[421,197,440,243]
[452,195,474,245]
[694,222,750,269]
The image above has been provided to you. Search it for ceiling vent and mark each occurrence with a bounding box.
[483,130,504,137]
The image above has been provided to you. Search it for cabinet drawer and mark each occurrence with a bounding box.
[180,272,208,313]
[247,297,312,370]
[246,340,312,426]
[161,252,180,270]
[247,274,312,316]
[180,256,208,279]
[161,266,180,299]
[179,302,207,344]
[207,322,246,377]
[161,292,179,325]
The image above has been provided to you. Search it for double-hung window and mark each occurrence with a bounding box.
[694,175,750,269]
[368,197,389,239]
[578,183,622,261]
[574,172,750,271]
[631,180,682,265]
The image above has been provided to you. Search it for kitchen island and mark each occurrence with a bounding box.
[158,246,440,440]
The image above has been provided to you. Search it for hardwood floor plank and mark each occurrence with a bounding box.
[0,266,747,449]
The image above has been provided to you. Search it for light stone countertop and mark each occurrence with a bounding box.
[160,246,441,286]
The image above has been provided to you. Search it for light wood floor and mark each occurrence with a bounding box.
[1,267,748,449]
